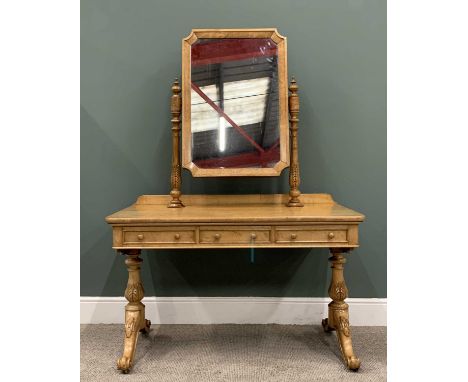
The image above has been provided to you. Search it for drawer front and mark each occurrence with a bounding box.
[275,227,348,244]
[123,228,196,245]
[200,226,271,244]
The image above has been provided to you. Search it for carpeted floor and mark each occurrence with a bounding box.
[81,324,386,381]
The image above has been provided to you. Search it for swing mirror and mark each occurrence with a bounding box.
[181,29,289,177]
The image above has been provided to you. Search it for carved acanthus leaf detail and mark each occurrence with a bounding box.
[125,282,144,303]
[125,317,137,338]
[330,281,348,301]
[339,316,350,337]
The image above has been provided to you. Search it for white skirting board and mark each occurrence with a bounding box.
[81,297,387,326]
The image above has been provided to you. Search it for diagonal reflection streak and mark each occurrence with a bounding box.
[191,82,265,153]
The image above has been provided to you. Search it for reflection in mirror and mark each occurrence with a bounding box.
[191,38,280,169]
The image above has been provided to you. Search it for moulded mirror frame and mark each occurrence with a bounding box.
[181,28,290,177]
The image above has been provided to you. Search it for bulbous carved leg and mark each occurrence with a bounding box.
[116,250,151,373]
[323,248,361,371]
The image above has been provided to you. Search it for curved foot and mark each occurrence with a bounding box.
[334,311,361,372]
[117,356,132,373]
[116,309,142,374]
[346,355,361,371]
[322,318,335,333]
[140,319,151,335]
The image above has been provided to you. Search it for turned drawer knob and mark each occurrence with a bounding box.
[328,232,335,240]
[174,234,180,240]
[137,234,144,240]
[250,233,257,240]
[214,234,221,240]
[290,233,297,240]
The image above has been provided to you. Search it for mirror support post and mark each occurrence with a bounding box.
[287,77,304,207]
[168,78,184,208]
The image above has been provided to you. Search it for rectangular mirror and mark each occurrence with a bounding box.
[182,29,289,177]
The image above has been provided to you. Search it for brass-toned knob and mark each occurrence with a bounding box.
[214,234,221,240]
[328,232,335,240]
[137,234,144,240]
[250,233,257,240]
[290,233,297,240]
[174,234,180,240]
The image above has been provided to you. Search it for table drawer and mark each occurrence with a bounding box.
[200,226,271,244]
[123,228,196,244]
[275,226,348,244]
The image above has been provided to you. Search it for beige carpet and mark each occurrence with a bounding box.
[81,324,386,381]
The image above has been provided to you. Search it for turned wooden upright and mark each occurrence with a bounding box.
[168,78,184,208]
[287,77,303,207]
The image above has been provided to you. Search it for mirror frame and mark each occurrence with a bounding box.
[181,28,289,177]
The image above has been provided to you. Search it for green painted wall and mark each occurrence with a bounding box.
[81,0,386,298]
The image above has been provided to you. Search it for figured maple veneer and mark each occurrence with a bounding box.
[106,194,364,249]
[122,227,196,246]
[275,225,348,244]
[200,226,271,244]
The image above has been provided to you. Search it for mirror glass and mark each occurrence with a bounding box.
[190,38,280,169]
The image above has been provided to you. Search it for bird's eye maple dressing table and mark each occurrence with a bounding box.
[105,29,365,374]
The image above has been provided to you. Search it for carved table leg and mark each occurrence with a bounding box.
[321,248,361,371]
[117,249,151,373]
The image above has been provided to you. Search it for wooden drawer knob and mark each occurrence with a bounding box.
[214,234,221,240]
[137,234,144,240]
[174,233,180,240]
[290,233,297,240]
[250,233,257,240]
[328,232,335,240]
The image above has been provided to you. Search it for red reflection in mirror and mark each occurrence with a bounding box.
[192,38,277,67]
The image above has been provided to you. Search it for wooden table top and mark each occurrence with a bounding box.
[106,194,365,225]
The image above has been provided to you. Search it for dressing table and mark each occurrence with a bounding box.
[106,29,365,374]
